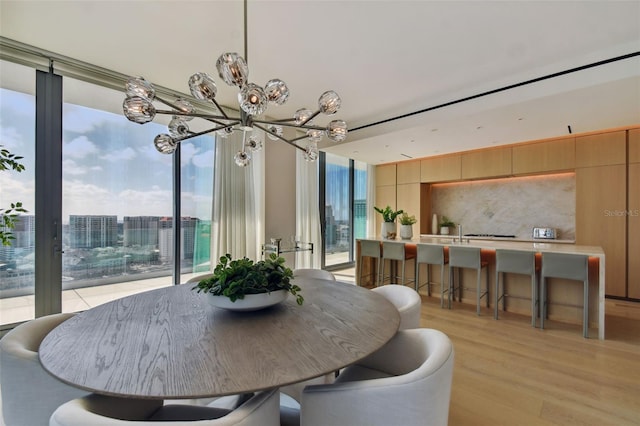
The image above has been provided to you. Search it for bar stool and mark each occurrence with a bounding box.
[448,246,489,314]
[359,240,382,286]
[415,244,449,308]
[380,241,415,287]
[495,249,538,327]
[540,252,590,338]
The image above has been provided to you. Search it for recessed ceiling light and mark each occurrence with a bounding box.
[431,128,438,132]
[518,117,524,121]
[476,126,483,130]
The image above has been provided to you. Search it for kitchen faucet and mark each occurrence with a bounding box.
[457,224,463,243]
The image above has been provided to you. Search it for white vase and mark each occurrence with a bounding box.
[431,213,438,235]
[440,226,450,235]
[400,224,413,239]
[381,222,397,239]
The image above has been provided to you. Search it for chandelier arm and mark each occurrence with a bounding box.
[298,110,321,126]
[209,97,230,119]
[252,118,325,131]
[154,109,236,122]
[253,124,307,152]
[174,126,231,143]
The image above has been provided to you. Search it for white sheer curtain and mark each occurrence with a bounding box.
[366,163,377,238]
[295,151,322,268]
[211,131,264,262]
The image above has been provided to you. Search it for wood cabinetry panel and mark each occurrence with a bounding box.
[576,165,626,297]
[576,131,626,167]
[375,164,396,186]
[461,146,512,179]
[420,154,461,182]
[397,161,421,184]
[629,129,640,164]
[397,183,421,234]
[628,163,640,299]
[512,138,575,174]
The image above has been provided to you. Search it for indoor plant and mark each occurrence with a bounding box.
[439,216,455,235]
[192,253,304,306]
[0,145,27,246]
[399,212,417,239]
[374,205,404,239]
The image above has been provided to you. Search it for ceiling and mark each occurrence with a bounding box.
[1,0,639,165]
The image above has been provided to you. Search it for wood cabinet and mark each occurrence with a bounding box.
[629,128,640,164]
[628,162,640,299]
[397,183,421,235]
[461,146,512,179]
[420,154,461,182]
[397,161,421,184]
[576,131,626,167]
[512,137,575,174]
[375,163,396,186]
[576,164,627,297]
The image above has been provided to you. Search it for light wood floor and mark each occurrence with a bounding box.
[418,295,640,426]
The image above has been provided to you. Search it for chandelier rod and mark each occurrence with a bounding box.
[253,123,306,152]
[243,0,248,64]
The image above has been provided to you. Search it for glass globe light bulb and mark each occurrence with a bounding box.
[266,124,283,140]
[318,90,341,115]
[173,98,195,121]
[123,96,156,124]
[168,118,190,138]
[234,150,252,167]
[154,134,178,154]
[125,76,155,102]
[264,79,289,105]
[246,135,263,152]
[188,72,217,100]
[216,127,234,139]
[294,108,313,125]
[216,52,248,87]
[326,120,348,142]
[303,142,319,162]
[306,128,323,143]
[239,83,268,116]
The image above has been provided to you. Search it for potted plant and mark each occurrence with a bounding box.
[399,212,417,239]
[439,216,455,235]
[374,205,404,239]
[192,253,304,310]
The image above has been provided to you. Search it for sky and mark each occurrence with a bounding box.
[1,87,214,223]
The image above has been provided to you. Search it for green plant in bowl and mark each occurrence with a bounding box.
[439,215,455,228]
[374,205,404,222]
[192,253,304,305]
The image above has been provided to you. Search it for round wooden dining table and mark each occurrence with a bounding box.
[39,278,400,400]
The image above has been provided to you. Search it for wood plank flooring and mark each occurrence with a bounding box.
[419,296,640,425]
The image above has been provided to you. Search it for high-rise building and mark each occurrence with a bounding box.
[157,217,199,261]
[69,215,118,249]
[123,216,160,247]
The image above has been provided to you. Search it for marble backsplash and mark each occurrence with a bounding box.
[430,173,575,240]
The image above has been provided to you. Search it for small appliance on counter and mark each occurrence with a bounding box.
[533,227,557,239]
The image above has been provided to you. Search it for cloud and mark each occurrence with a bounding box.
[65,136,98,159]
[192,149,215,168]
[0,173,35,212]
[63,159,88,176]
[100,147,137,162]
[0,126,23,149]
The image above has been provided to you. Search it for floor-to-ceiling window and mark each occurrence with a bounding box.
[0,50,215,327]
[320,153,368,269]
[0,60,36,324]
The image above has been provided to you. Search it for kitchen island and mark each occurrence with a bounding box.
[356,236,605,339]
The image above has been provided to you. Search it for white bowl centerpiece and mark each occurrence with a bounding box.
[192,253,303,311]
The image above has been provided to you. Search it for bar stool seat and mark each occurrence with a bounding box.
[540,252,590,338]
[415,244,449,308]
[359,240,382,286]
[380,241,415,287]
[494,249,539,327]
[448,246,489,314]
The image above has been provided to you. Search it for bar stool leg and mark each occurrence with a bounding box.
[485,266,490,308]
[476,269,481,316]
[494,271,500,320]
[531,272,537,328]
[540,276,546,330]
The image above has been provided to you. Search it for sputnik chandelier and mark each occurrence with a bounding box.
[122,19,347,167]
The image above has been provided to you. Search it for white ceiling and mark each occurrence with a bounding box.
[1,0,639,165]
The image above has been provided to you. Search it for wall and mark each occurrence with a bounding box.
[431,173,576,239]
[264,131,297,265]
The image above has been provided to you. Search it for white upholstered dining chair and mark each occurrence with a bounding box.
[300,328,455,426]
[292,268,336,281]
[49,388,280,426]
[0,313,88,426]
[371,284,422,329]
